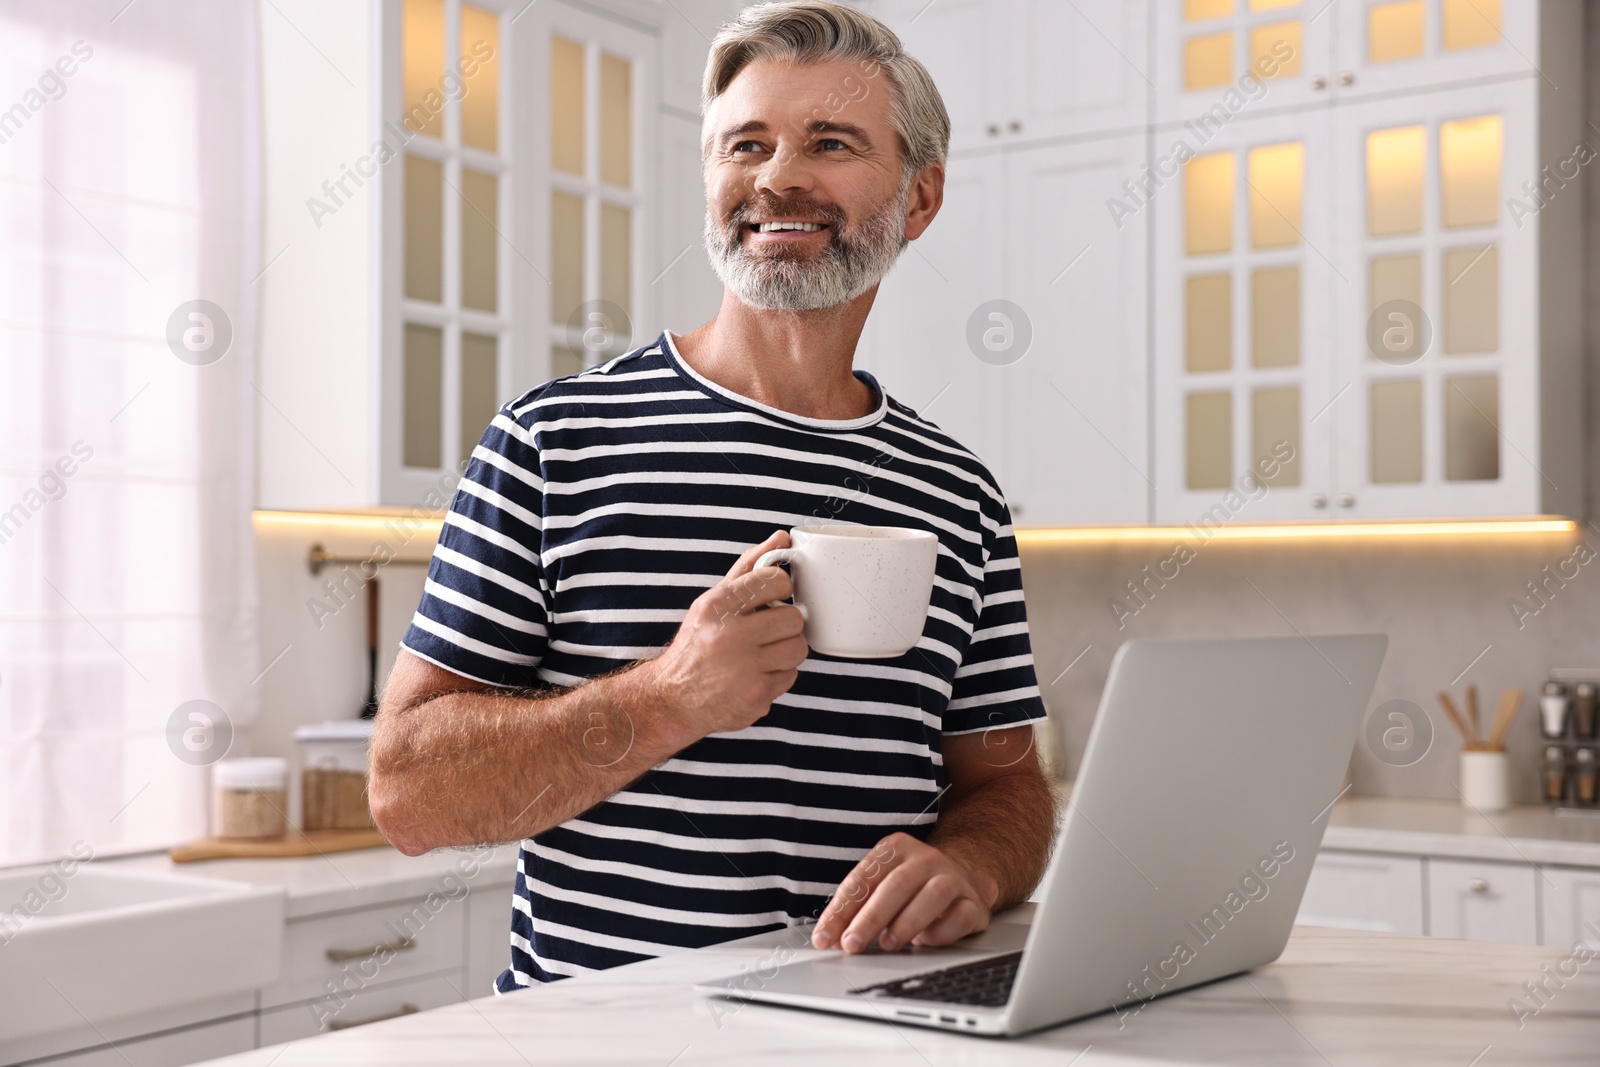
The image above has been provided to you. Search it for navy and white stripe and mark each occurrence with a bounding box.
[401,331,1048,989]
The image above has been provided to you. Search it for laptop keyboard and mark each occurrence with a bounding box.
[848,950,1022,1008]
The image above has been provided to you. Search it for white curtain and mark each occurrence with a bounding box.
[0,0,261,866]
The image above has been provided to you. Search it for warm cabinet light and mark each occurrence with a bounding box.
[1016,518,1577,545]
[253,509,445,535]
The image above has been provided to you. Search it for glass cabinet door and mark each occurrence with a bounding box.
[1332,0,1537,99]
[1153,108,1334,524]
[392,0,509,492]
[1153,0,1335,125]
[1330,81,1538,518]
[543,6,651,381]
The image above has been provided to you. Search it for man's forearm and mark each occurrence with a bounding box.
[369,661,688,855]
[927,769,1059,912]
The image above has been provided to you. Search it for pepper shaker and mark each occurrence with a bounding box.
[1577,683,1599,739]
[1542,745,1568,804]
[1575,748,1599,805]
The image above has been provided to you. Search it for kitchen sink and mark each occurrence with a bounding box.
[0,864,284,1044]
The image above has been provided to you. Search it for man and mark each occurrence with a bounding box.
[369,0,1057,992]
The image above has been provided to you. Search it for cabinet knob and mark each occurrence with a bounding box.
[1311,494,1328,508]
[1011,502,1025,518]
[1310,76,1328,90]
[1338,494,1355,508]
[986,123,1001,137]
[1338,71,1356,86]
[1469,877,1489,893]
[1007,119,1022,133]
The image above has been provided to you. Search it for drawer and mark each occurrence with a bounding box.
[464,887,514,998]
[1540,865,1600,950]
[1426,857,1538,944]
[259,971,467,1044]
[260,896,467,1009]
[1296,850,1425,934]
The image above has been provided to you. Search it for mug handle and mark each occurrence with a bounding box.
[752,547,807,621]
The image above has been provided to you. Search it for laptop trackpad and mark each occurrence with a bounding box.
[712,920,1032,998]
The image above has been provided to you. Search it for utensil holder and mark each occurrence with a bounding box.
[1460,748,1509,813]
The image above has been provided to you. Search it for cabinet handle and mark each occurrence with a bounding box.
[986,123,1000,137]
[1337,494,1355,508]
[1338,71,1355,86]
[1007,119,1022,133]
[1311,494,1328,508]
[1011,502,1025,517]
[1469,878,1489,893]
[327,1003,420,1030]
[326,936,416,963]
[1310,76,1327,90]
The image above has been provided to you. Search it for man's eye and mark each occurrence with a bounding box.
[818,138,848,151]
[732,140,766,154]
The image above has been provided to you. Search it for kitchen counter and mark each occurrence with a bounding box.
[105,842,518,919]
[186,904,1600,1066]
[1322,795,1600,867]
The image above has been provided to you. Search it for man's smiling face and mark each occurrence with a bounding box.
[701,57,923,311]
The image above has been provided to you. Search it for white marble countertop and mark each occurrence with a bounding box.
[187,905,1600,1066]
[103,843,518,920]
[1322,795,1600,867]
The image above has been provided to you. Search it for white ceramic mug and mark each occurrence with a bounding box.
[754,525,938,659]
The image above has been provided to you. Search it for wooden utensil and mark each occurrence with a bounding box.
[169,828,390,863]
[1486,688,1525,751]
[1466,683,1481,745]
[1436,691,1472,744]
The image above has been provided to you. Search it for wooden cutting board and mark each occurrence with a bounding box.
[169,828,390,863]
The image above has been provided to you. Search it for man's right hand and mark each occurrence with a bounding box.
[640,530,809,746]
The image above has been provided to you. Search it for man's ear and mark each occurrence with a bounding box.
[904,162,944,242]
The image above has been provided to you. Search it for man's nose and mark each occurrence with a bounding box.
[753,136,816,198]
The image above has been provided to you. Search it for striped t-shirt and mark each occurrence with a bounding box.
[401,330,1049,990]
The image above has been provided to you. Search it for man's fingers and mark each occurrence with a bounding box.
[836,864,926,953]
[910,895,990,948]
[724,530,791,581]
[812,843,902,949]
[879,874,965,951]
[714,566,794,620]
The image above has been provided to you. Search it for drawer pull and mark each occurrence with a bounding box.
[327,1003,420,1030]
[1469,878,1489,893]
[325,936,416,963]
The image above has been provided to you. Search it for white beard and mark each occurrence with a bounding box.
[703,177,912,312]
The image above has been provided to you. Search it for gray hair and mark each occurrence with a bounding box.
[701,1,950,179]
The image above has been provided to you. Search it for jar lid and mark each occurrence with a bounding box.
[293,720,375,744]
[214,757,287,790]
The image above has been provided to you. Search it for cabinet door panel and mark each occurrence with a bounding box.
[1004,0,1149,142]
[1426,857,1538,944]
[41,1017,254,1067]
[1332,0,1542,100]
[1003,134,1149,525]
[1153,108,1334,522]
[869,0,1010,154]
[858,153,1006,480]
[1296,850,1425,934]
[1329,82,1538,518]
[259,971,468,1044]
[1154,0,1335,124]
[1538,866,1600,951]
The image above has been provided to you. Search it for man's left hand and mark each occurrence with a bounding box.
[810,832,1000,953]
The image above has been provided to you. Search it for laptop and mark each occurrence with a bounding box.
[695,633,1388,1037]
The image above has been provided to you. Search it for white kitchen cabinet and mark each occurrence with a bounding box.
[1152,7,1582,522]
[1152,105,1335,524]
[1002,134,1150,525]
[870,0,1148,153]
[1296,850,1425,934]
[1539,865,1600,952]
[1329,0,1540,100]
[1327,79,1580,518]
[259,0,662,511]
[465,884,516,996]
[261,894,469,1009]
[25,1017,255,1067]
[1426,856,1539,944]
[1153,0,1334,124]
[857,152,1008,478]
[258,972,468,1044]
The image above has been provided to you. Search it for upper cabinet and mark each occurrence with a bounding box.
[258,0,659,511]
[1153,2,1582,522]
[871,0,1149,151]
